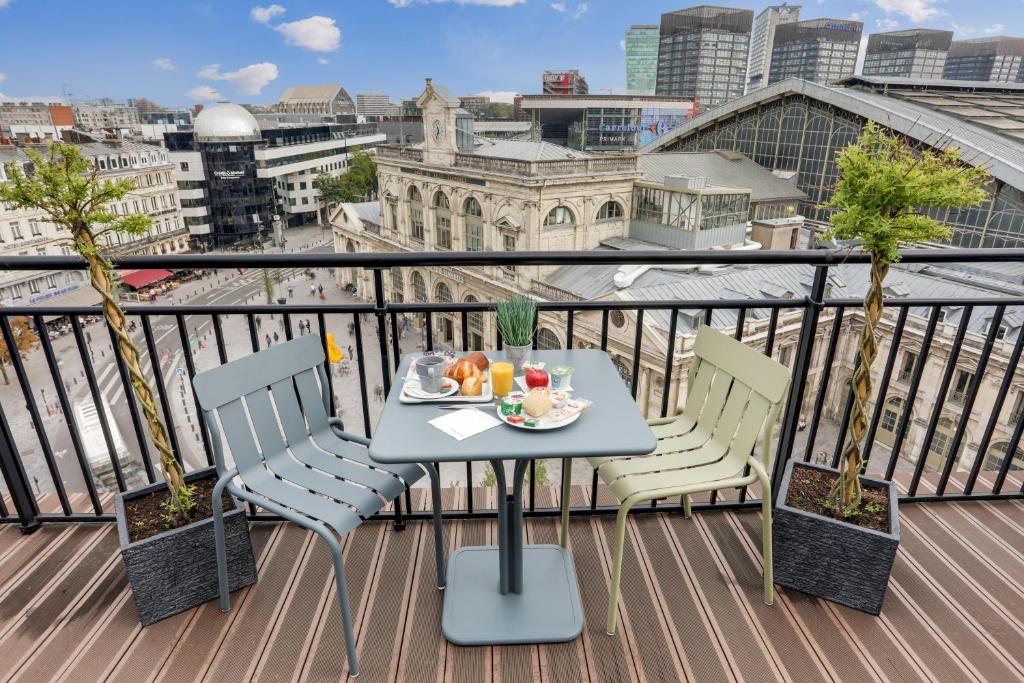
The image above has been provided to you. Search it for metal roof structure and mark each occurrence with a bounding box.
[277,85,351,105]
[642,77,1024,194]
[470,138,591,161]
[638,151,806,203]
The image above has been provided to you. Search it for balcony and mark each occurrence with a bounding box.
[1,248,1023,681]
[376,144,639,178]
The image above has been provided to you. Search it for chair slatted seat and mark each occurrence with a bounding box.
[561,326,791,635]
[194,334,443,678]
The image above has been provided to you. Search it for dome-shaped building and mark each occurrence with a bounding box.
[193,103,262,141]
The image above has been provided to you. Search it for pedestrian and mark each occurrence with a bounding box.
[273,331,279,343]
[255,315,262,330]
[318,284,324,296]
[299,324,305,336]
[310,284,316,296]
[265,333,272,347]
[347,345,353,359]
[305,319,312,334]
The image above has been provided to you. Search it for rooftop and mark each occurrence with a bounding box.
[638,151,807,203]
[276,84,349,104]
[470,138,591,161]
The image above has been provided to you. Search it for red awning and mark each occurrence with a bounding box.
[119,269,174,290]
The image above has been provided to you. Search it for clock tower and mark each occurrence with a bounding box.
[416,78,461,166]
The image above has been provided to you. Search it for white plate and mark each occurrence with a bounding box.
[403,378,459,400]
[496,405,582,431]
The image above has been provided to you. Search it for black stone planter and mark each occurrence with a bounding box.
[773,460,900,615]
[115,466,258,626]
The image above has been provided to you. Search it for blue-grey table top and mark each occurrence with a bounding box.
[368,349,657,464]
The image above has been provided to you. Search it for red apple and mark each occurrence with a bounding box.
[524,366,549,389]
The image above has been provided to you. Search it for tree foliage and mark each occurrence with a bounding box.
[822,123,988,513]
[314,147,378,205]
[0,144,195,525]
[0,316,39,385]
[823,122,988,263]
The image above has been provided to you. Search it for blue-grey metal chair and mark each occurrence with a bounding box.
[193,334,441,678]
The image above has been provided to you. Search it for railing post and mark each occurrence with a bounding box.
[0,401,40,534]
[772,264,829,506]
[373,268,405,531]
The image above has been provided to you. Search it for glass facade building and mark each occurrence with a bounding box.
[655,6,753,109]
[767,18,862,86]
[862,29,952,79]
[655,89,1024,248]
[944,37,1024,82]
[747,4,801,92]
[625,25,659,96]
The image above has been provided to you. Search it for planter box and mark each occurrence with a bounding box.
[115,467,258,626]
[773,460,900,615]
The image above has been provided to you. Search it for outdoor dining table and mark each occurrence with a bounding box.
[369,349,657,646]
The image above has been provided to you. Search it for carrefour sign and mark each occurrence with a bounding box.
[600,120,679,135]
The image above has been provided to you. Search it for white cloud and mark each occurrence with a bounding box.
[0,0,11,7]
[619,39,626,51]
[317,57,330,65]
[871,0,942,22]
[187,85,221,101]
[250,4,285,23]
[198,62,279,95]
[849,12,866,21]
[473,90,517,103]
[876,18,899,30]
[152,58,176,71]
[274,15,340,52]
[0,73,6,84]
[952,22,975,37]
[389,0,524,6]
[550,1,587,18]
[983,23,1006,35]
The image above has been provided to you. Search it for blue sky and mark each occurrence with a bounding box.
[0,0,1018,107]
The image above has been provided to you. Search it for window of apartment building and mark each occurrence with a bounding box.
[1009,391,1024,427]
[28,279,40,295]
[29,220,40,236]
[433,191,452,249]
[951,369,973,404]
[778,344,793,368]
[464,197,483,252]
[502,233,517,272]
[9,221,22,240]
[409,186,424,242]
[300,182,307,190]
[180,161,189,172]
[597,200,624,221]
[544,205,575,227]
[287,183,295,191]
[46,274,57,289]
[898,350,917,382]
[388,200,398,232]
[390,268,404,303]
[302,197,309,204]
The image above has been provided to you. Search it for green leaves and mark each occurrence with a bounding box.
[313,146,378,205]
[822,122,988,264]
[0,143,154,243]
[495,296,537,347]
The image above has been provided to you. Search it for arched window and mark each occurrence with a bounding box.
[435,282,452,303]
[596,200,624,221]
[544,205,575,227]
[983,442,1024,472]
[411,271,427,302]
[925,418,963,472]
[390,268,404,303]
[877,396,905,447]
[464,197,483,252]
[434,191,452,249]
[465,295,484,350]
[536,327,561,350]
[345,240,356,253]
[434,282,454,344]
[408,186,424,242]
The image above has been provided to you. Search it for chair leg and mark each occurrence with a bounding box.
[426,465,447,588]
[606,504,631,635]
[324,532,360,678]
[761,488,774,606]
[559,458,571,548]
[682,493,692,519]
[212,476,231,613]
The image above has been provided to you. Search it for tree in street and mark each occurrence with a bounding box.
[0,144,195,524]
[0,316,39,385]
[313,147,379,215]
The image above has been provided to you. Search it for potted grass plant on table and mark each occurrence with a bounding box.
[772,123,987,614]
[0,144,256,625]
[495,295,536,373]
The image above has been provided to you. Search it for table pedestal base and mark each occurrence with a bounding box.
[442,544,583,646]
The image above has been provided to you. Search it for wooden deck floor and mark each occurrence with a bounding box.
[1,486,1023,682]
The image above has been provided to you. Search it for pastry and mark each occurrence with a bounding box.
[523,387,553,417]
[461,374,483,396]
[462,351,489,371]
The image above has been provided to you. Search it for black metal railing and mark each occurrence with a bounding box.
[1,247,1023,532]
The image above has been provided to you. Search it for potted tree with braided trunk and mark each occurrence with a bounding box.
[772,123,987,613]
[1,145,256,625]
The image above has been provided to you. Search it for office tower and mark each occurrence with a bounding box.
[944,37,1024,82]
[625,25,659,95]
[747,4,801,92]
[863,29,952,79]
[767,18,862,85]
[655,6,754,108]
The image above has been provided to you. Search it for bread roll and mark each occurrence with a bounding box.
[446,359,480,383]
[463,352,489,371]
[461,374,483,396]
[523,388,553,417]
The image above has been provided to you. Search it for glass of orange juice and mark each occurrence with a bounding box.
[491,361,514,397]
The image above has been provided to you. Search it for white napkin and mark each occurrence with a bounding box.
[429,408,502,441]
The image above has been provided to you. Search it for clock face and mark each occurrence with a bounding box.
[431,118,444,143]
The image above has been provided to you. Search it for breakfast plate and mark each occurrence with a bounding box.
[495,405,582,430]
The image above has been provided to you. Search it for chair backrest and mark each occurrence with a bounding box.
[193,334,331,476]
[685,326,791,467]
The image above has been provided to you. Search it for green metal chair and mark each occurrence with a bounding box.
[560,326,791,635]
[194,334,443,678]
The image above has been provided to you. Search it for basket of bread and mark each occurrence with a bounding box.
[401,352,494,403]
